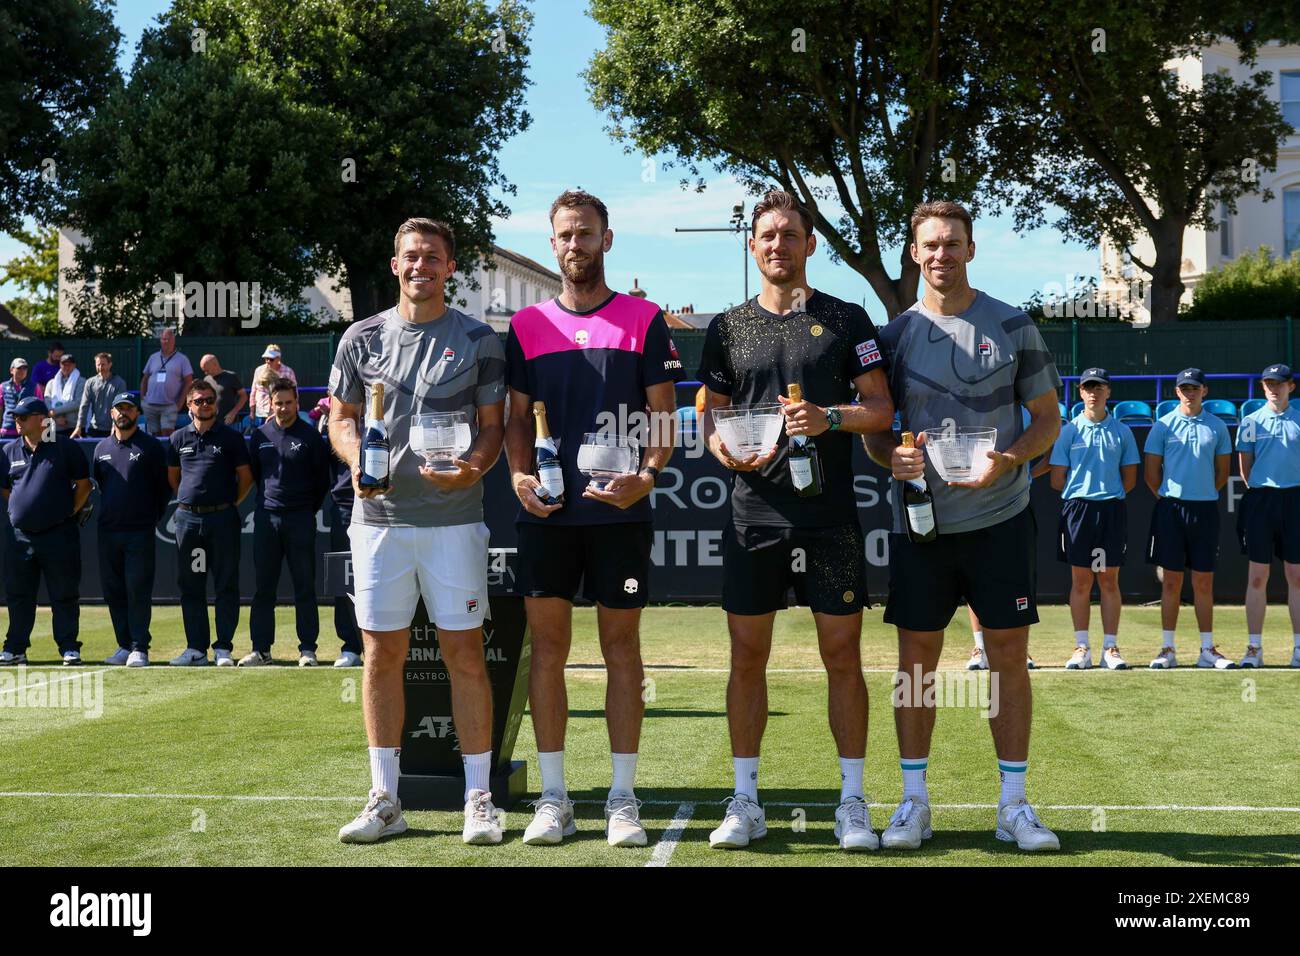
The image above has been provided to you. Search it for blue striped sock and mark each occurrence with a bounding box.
[999,759,1027,805]
[901,757,929,802]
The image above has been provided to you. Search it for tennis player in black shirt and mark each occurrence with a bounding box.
[697,190,894,851]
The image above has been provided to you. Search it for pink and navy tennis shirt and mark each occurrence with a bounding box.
[505,291,683,525]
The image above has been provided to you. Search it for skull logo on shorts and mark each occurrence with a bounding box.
[623,578,639,594]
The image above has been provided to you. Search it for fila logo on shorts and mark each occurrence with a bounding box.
[1016,596,1029,611]
[856,339,882,367]
[466,598,478,613]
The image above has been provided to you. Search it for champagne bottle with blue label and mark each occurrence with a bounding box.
[786,383,823,497]
[533,401,564,506]
[358,382,390,492]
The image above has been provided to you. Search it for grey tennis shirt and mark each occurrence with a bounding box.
[329,306,506,527]
[879,291,1061,534]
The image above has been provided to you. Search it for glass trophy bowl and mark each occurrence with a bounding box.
[919,425,998,482]
[576,432,639,490]
[410,412,472,471]
[711,403,783,458]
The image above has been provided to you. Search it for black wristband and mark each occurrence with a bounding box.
[641,466,660,485]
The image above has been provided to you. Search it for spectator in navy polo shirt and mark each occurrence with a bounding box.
[312,396,363,667]
[93,393,172,667]
[243,378,331,666]
[166,379,253,666]
[0,397,92,665]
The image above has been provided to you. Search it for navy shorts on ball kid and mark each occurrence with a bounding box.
[1057,498,1127,569]
[1146,497,1219,573]
[722,522,867,616]
[884,505,1039,632]
[1237,487,1300,565]
[515,522,652,608]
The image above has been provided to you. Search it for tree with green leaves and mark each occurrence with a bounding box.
[586,0,1017,320]
[978,1,1300,323]
[0,0,119,233]
[1,225,59,335]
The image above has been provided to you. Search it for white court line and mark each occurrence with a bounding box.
[12,663,1295,673]
[2,791,1296,813]
[0,668,108,697]
[645,802,695,867]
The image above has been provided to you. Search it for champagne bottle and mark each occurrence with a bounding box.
[532,401,564,506]
[359,383,390,492]
[900,431,937,543]
[786,383,823,497]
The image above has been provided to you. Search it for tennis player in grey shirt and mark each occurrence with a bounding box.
[330,217,507,848]
[863,200,1063,853]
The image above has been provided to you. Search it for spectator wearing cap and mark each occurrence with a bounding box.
[165,380,254,666]
[199,353,248,428]
[1235,363,1300,669]
[249,344,296,424]
[140,328,194,437]
[47,353,86,433]
[0,396,93,665]
[93,393,172,667]
[1143,367,1233,671]
[311,396,363,666]
[244,379,331,667]
[30,342,63,392]
[1047,368,1141,672]
[2,358,40,438]
[72,353,126,439]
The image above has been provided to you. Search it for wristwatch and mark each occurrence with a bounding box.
[826,407,842,431]
[641,466,661,485]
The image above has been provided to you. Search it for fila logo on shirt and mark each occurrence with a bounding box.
[466,598,479,613]
[978,341,993,356]
[856,339,882,366]
[442,347,456,362]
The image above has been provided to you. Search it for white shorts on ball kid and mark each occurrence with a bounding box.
[348,521,490,632]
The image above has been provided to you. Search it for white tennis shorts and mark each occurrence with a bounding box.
[348,521,490,632]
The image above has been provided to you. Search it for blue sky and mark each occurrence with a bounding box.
[1,0,1099,317]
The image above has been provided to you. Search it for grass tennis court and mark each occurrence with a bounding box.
[1,605,1297,867]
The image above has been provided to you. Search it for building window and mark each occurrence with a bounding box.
[1219,201,1232,259]
[1283,71,1300,133]
[1285,186,1300,259]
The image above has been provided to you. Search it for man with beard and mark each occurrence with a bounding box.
[94,393,171,666]
[697,189,894,851]
[505,190,681,848]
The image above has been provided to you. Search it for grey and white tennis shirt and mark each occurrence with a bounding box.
[879,291,1061,534]
[329,306,506,527]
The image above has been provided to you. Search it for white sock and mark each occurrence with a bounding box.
[1248,634,1262,649]
[1074,630,1090,647]
[1200,631,1214,651]
[972,630,985,651]
[368,746,400,799]
[537,750,565,796]
[734,756,759,800]
[611,752,638,796]
[462,751,491,800]
[1103,634,1117,648]
[999,759,1028,805]
[839,756,865,802]
[1161,629,1176,649]
[901,757,929,803]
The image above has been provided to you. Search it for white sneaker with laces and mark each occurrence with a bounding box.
[966,647,987,671]
[238,651,272,667]
[338,788,407,844]
[333,651,362,668]
[126,650,149,667]
[214,649,235,667]
[1149,647,1177,669]
[605,791,648,847]
[1238,646,1262,668]
[1101,646,1128,670]
[881,798,933,849]
[0,650,26,665]
[709,794,767,848]
[1196,646,1236,669]
[522,791,576,845]
[298,650,318,667]
[1065,645,1092,670]
[170,648,209,666]
[996,799,1060,851]
[463,789,503,845]
[1026,656,1037,669]
[834,796,879,851]
[62,650,81,666]
[104,647,131,665]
